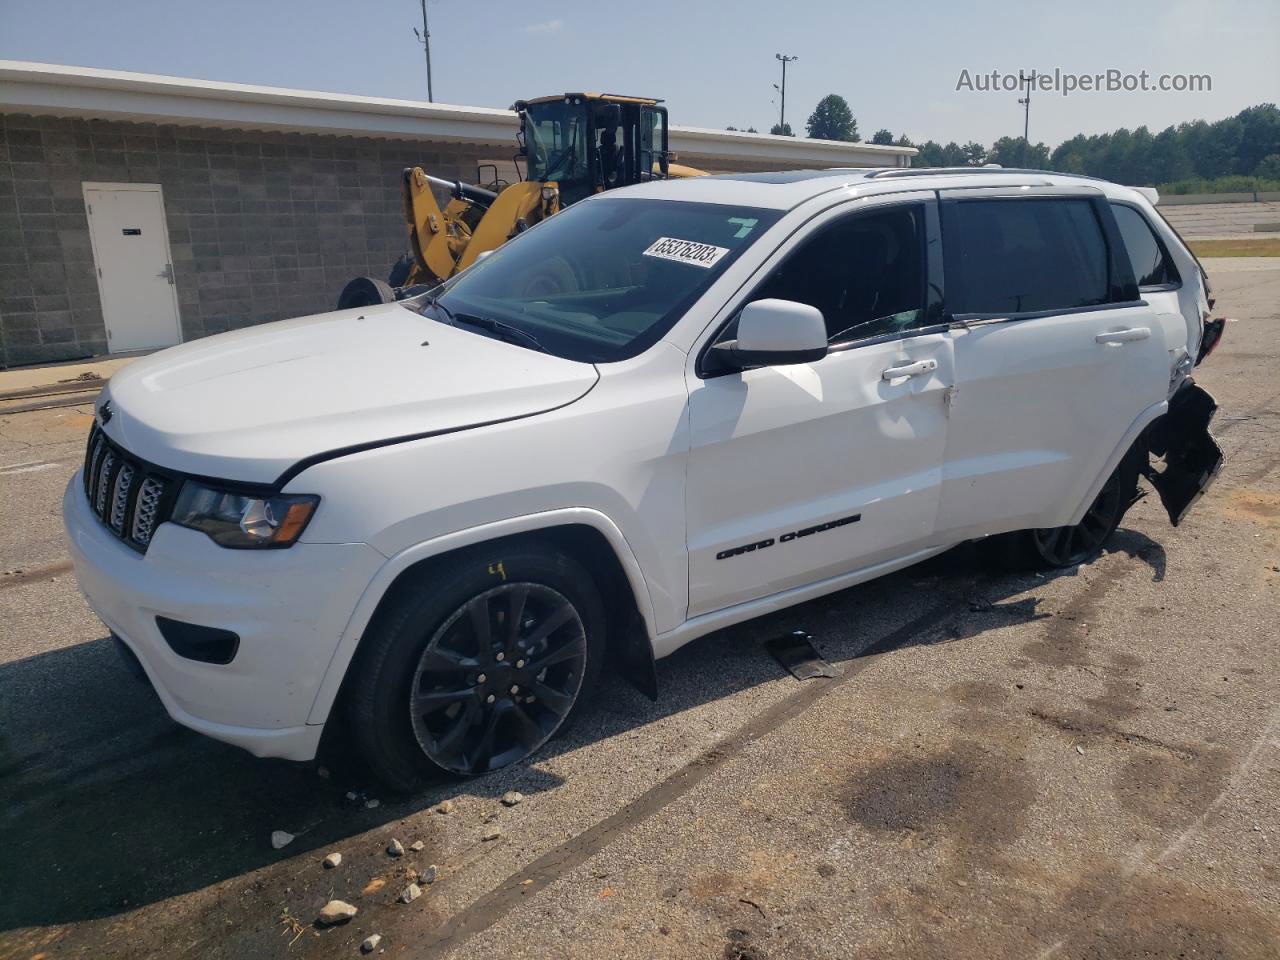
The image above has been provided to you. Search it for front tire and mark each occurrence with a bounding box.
[343,543,606,792]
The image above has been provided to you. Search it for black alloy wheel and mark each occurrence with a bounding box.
[408,583,587,775]
[1029,467,1126,568]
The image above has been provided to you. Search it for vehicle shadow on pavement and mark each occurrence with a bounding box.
[0,529,1168,934]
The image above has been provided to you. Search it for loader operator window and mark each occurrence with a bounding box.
[418,198,781,363]
[525,101,588,191]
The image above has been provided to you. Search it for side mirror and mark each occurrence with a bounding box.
[711,299,828,368]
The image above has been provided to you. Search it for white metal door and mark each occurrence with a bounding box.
[685,333,955,618]
[936,305,1169,541]
[83,183,182,352]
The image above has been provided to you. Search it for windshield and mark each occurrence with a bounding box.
[414,198,781,362]
[524,100,589,184]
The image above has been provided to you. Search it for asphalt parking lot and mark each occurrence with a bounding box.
[1,260,1277,960]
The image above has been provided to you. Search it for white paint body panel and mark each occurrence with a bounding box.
[104,303,599,484]
[62,169,1201,761]
[686,332,954,616]
[83,183,182,352]
[937,304,1170,540]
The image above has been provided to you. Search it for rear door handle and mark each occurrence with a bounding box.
[881,359,938,381]
[1095,327,1150,344]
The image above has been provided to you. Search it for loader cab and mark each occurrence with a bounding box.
[517,94,670,206]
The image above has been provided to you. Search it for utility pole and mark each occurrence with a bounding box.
[413,0,434,102]
[775,53,797,131]
[1017,70,1035,166]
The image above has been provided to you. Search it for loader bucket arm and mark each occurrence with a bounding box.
[454,181,559,272]
[402,167,465,287]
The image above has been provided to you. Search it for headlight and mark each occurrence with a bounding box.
[171,481,319,549]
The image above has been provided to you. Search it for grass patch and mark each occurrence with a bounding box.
[1189,237,1280,258]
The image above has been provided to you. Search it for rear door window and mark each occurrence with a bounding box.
[946,198,1111,315]
[1111,204,1180,288]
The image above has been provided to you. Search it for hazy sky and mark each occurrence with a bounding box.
[2,0,1276,147]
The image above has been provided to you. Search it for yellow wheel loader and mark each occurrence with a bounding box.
[337,93,705,309]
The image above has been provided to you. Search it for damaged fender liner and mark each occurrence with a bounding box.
[1144,381,1224,526]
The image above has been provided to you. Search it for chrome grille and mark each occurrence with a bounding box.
[94,451,116,515]
[109,463,135,532]
[130,478,165,546]
[83,424,176,553]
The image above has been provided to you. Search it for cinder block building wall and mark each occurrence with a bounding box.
[0,114,499,367]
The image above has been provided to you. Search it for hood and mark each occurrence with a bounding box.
[103,303,599,485]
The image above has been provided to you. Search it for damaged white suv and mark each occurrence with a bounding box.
[64,167,1223,789]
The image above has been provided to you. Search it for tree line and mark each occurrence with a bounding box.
[730,96,1280,188]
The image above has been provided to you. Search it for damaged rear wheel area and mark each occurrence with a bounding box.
[1006,455,1141,570]
[995,382,1223,571]
[1140,382,1224,527]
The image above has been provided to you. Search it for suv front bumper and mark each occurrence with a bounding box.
[62,474,385,761]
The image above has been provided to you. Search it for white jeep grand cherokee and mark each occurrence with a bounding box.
[64,167,1224,789]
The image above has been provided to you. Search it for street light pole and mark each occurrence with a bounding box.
[775,53,797,131]
[416,0,434,103]
[1018,70,1035,166]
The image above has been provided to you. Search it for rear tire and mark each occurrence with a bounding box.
[342,542,607,792]
[996,459,1138,570]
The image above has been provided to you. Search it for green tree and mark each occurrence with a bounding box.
[961,141,986,165]
[1236,104,1280,175]
[914,140,944,166]
[805,95,859,142]
[1256,154,1280,179]
[1148,126,1192,183]
[769,122,794,137]
[988,137,1049,168]
[871,128,894,145]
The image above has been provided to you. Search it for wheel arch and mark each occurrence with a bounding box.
[306,509,659,728]
[1063,398,1167,527]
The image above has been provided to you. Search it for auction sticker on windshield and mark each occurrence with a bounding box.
[642,237,730,268]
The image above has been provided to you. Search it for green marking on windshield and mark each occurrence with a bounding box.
[727,217,759,239]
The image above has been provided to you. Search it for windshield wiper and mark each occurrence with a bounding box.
[421,294,458,325]
[453,313,550,354]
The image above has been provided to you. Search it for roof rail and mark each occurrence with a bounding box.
[867,166,1123,186]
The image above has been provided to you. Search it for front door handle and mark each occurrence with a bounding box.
[882,358,938,381]
[1095,327,1150,345]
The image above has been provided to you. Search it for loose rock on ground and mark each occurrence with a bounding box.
[317,900,358,925]
[270,830,295,850]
